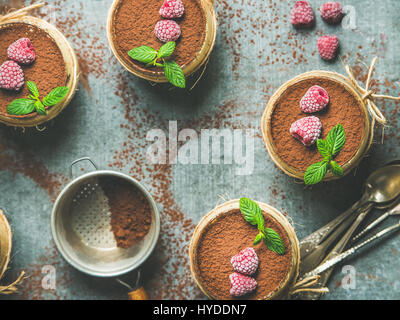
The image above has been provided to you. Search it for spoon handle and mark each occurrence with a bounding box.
[352,212,390,242]
[296,203,373,300]
[299,198,367,260]
[352,201,400,241]
[304,221,400,278]
[299,212,358,274]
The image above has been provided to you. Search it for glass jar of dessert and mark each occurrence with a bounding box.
[189,199,301,300]
[261,70,372,183]
[0,209,24,294]
[107,0,216,85]
[0,6,79,127]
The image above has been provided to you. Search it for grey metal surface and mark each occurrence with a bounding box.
[0,0,400,299]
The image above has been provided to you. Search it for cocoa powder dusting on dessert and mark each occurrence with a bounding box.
[112,0,206,74]
[270,78,366,172]
[0,23,67,116]
[196,210,292,300]
[100,177,152,248]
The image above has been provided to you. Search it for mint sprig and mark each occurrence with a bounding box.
[128,41,186,89]
[239,198,286,255]
[304,124,346,185]
[7,81,69,116]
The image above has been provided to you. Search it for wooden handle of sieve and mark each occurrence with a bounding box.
[128,287,149,300]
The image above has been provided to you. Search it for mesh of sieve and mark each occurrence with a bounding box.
[51,158,161,277]
[70,178,117,249]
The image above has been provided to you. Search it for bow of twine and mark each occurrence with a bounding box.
[290,275,329,296]
[0,2,44,23]
[0,271,26,295]
[344,57,400,133]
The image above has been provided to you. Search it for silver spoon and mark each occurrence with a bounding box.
[300,163,400,275]
[303,219,400,280]
[296,163,400,300]
[300,160,400,263]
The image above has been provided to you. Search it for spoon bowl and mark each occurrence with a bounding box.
[363,164,400,205]
[300,163,400,273]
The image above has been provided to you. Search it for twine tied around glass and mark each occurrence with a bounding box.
[344,57,400,143]
[0,2,44,23]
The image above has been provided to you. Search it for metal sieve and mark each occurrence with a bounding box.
[51,157,160,277]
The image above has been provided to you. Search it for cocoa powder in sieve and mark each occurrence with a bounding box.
[0,23,67,116]
[99,177,152,249]
[269,78,366,172]
[196,210,292,300]
[111,0,206,74]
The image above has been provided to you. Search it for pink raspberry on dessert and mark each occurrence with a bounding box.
[300,85,330,113]
[231,247,259,276]
[229,273,257,297]
[290,116,322,147]
[290,1,315,28]
[154,20,181,43]
[0,60,25,91]
[7,38,36,65]
[317,35,339,60]
[320,2,343,24]
[160,0,185,19]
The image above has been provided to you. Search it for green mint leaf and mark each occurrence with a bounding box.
[6,99,35,115]
[317,139,331,159]
[128,46,158,63]
[304,160,329,185]
[34,100,46,115]
[27,81,39,98]
[163,60,186,88]
[239,198,264,229]
[263,228,285,255]
[42,87,69,107]
[158,41,176,59]
[327,124,346,156]
[253,232,263,245]
[330,160,344,177]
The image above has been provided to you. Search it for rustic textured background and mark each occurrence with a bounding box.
[1,0,400,300]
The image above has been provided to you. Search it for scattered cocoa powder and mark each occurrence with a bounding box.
[99,177,152,249]
[269,78,366,172]
[111,0,206,74]
[195,210,292,300]
[0,22,68,117]
[0,134,67,201]
[108,71,240,298]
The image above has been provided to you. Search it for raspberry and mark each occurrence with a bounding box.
[290,116,322,147]
[159,0,185,19]
[229,273,257,297]
[154,20,181,43]
[231,247,259,276]
[317,35,339,60]
[7,38,36,65]
[320,2,343,24]
[300,85,330,113]
[0,60,25,91]
[290,1,315,28]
